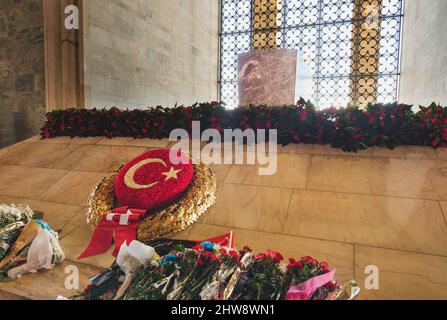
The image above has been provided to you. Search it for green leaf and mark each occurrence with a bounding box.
[32,210,45,220]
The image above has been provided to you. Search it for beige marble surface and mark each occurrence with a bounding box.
[200,183,292,234]
[225,154,310,189]
[0,136,446,300]
[51,145,149,173]
[355,246,447,300]
[0,261,102,300]
[308,156,447,200]
[285,190,447,256]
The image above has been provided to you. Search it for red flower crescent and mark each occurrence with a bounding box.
[115,149,194,210]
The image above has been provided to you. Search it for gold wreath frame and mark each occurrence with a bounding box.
[86,163,217,242]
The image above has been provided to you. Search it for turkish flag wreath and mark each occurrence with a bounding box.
[79,149,195,259]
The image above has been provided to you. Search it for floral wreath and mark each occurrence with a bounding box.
[86,161,217,242]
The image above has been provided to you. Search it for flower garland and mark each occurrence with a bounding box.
[41,100,447,152]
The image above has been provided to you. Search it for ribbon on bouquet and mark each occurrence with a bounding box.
[196,231,235,248]
[286,269,336,300]
[78,207,146,259]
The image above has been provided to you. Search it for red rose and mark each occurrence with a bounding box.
[300,110,309,122]
[201,251,220,263]
[267,250,284,263]
[209,253,220,262]
[320,262,330,273]
[302,256,317,266]
[239,246,252,255]
[286,260,303,270]
[326,281,337,291]
[229,251,239,260]
[255,253,268,261]
[442,128,447,140]
[432,139,439,148]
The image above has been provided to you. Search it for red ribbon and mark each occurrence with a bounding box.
[78,207,146,259]
[195,231,235,248]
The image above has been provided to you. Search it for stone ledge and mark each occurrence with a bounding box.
[0,260,102,300]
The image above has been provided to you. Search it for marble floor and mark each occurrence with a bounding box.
[0,136,447,300]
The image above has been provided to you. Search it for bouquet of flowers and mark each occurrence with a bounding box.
[235,249,286,300]
[77,237,359,301]
[0,221,26,260]
[200,246,240,300]
[123,242,222,300]
[0,204,65,281]
[0,204,34,228]
[282,256,337,300]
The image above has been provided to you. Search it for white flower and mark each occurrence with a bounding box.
[0,204,33,228]
[48,230,65,264]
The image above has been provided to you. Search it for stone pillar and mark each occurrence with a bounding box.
[43,0,84,111]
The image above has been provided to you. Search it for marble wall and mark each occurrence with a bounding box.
[0,0,46,148]
[83,0,219,109]
[399,0,447,106]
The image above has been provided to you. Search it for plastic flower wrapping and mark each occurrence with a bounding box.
[0,204,65,280]
[73,237,360,301]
